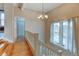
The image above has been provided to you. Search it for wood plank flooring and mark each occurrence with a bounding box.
[0,39,33,56]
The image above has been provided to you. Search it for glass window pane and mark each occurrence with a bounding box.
[1,13,4,20]
[1,13,4,26]
[63,20,68,49]
[1,21,4,26]
[53,22,60,44]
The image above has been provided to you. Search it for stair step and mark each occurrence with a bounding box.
[2,43,14,56]
[0,42,8,55]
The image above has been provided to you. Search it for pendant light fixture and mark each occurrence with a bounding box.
[37,3,48,20]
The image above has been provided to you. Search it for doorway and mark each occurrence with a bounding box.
[16,17,25,40]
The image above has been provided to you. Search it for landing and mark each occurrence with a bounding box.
[12,39,33,56]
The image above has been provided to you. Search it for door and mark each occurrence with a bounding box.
[16,17,25,39]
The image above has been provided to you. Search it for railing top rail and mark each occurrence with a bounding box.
[38,40,60,55]
[26,31,38,35]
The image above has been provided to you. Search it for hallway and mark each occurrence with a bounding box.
[12,39,33,56]
[0,39,33,56]
[0,3,78,56]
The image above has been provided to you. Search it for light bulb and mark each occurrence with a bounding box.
[45,15,48,19]
[37,14,48,19]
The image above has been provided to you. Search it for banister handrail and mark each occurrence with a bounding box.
[38,40,61,55]
[25,31,61,56]
[25,31,76,56]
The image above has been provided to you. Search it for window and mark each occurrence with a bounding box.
[0,11,4,26]
[62,20,68,49]
[0,10,4,38]
[1,12,4,26]
[50,22,60,44]
[50,19,76,53]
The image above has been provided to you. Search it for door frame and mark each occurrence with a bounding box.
[16,16,25,40]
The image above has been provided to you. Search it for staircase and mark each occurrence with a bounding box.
[26,31,76,56]
[0,39,33,56]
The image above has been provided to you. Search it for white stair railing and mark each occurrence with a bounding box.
[25,31,61,56]
[36,40,61,56]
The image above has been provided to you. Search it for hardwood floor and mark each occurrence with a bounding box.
[0,39,33,56]
[12,39,33,56]
[0,41,8,55]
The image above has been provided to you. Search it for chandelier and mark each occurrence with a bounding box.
[37,14,48,19]
[37,3,48,20]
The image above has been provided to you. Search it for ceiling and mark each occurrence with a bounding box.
[23,3,63,13]
[0,3,63,12]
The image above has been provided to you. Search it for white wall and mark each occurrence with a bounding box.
[4,4,15,43]
[25,19,45,42]
[4,4,45,42]
[14,8,45,42]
